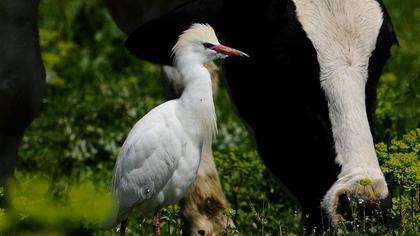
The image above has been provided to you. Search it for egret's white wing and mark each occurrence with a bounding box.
[111,101,186,222]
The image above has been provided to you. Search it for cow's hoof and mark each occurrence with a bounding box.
[322,172,389,226]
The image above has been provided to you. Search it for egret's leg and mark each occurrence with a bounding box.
[120,219,127,236]
[152,208,161,236]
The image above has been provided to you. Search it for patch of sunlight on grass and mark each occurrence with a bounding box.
[1,177,113,232]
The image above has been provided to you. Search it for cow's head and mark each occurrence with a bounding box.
[292,0,397,226]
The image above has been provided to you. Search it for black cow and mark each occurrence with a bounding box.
[0,0,45,185]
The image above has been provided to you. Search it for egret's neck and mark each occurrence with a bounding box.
[174,52,217,148]
[175,53,214,107]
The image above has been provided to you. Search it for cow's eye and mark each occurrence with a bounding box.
[203,42,214,48]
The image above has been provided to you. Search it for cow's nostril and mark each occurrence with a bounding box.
[337,194,353,221]
[380,194,392,210]
[197,229,205,236]
[378,194,392,224]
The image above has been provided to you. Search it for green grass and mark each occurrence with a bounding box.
[376,0,420,142]
[0,0,418,235]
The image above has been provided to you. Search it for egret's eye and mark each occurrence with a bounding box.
[203,42,214,48]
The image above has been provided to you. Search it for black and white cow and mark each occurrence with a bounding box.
[0,0,397,233]
[125,0,397,231]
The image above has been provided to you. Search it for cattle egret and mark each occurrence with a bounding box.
[108,23,248,236]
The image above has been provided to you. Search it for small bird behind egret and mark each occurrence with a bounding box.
[109,23,248,236]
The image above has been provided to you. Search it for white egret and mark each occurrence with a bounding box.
[109,23,248,236]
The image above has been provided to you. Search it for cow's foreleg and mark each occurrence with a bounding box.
[0,134,22,185]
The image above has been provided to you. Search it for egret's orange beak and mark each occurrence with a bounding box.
[210,44,250,57]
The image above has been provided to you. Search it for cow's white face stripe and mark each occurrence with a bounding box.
[292,0,388,225]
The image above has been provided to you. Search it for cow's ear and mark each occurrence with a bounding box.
[125,0,223,65]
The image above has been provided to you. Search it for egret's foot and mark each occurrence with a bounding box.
[120,219,127,236]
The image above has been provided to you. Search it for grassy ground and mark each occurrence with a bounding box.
[0,0,419,235]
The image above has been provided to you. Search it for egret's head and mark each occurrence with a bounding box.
[172,23,249,65]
